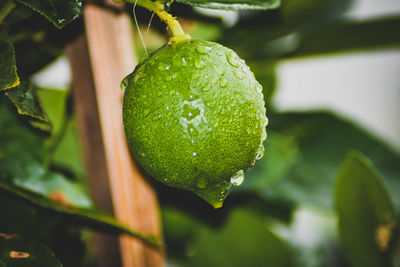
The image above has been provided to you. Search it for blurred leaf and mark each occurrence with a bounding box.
[176,0,280,10]
[239,131,300,192]
[14,39,63,79]
[0,193,59,242]
[0,179,162,249]
[222,0,353,60]
[288,16,400,58]
[335,152,395,267]
[16,0,82,28]
[6,82,52,132]
[249,61,277,105]
[36,88,85,179]
[244,112,400,210]
[0,40,19,91]
[0,235,61,267]
[176,209,294,266]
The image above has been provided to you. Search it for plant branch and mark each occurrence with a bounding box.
[128,0,191,42]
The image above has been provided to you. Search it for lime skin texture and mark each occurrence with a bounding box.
[122,39,267,208]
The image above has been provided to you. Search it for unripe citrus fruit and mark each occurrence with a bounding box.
[122,39,267,208]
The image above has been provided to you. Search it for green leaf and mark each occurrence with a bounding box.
[335,152,395,267]
[0,40,19,91]
[0,179,162,249]
[6,82,52,132]
[0,235,61,267]
[163,208,294,266]
[288,16,400,58]
[16,0,82,28]
[176,0,280,10]
[243,112,400,210]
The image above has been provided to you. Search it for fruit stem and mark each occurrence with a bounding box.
[135,0,191,43]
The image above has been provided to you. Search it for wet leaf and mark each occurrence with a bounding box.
[16,0,82,28]
[0,40,19,91]
[6,82,52,132]
[335,152,395,267]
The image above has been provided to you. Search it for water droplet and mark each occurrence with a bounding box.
[246,127,252,135]
[153,114,162,120]
[212,64,225,75]
[256,145,265,160]
[192,152,197,156]
[194,59,205,69]
[196,45,212,54]
[196,177,208,189]
[189,127,198,137]
[256,84,263,93]
[182,57,187,65]
[202,85,211,92]
[219,78,228,88]
[234,69,244,80]
[230,170,244,186]
[226,53,240,68]
[183,104,200,120]
[120,77,129,91]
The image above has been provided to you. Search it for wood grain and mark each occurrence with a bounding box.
[67,3,164,267]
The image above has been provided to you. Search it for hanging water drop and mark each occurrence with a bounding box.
[230,170,244,186]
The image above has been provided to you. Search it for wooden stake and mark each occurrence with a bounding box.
[67,4,164,267]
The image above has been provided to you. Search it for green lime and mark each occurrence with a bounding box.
[122,39,267,208]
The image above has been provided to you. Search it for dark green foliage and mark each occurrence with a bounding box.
[335,152,395,267]
[0,40,19,91]
[0,235,62,267]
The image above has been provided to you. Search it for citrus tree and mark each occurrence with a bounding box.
[0,0,399,266]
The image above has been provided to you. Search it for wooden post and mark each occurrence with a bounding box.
[66,3,164,267]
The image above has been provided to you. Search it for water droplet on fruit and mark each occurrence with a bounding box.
[189,126,198,137]
[256,145,265,160]
[219,78,228,88]
[196,177,208,189]
[230,170,244,186]
[120,77,128,91]
[192,152,197,156]
[196,45,212,54]
[246,127,252,135]
[212,64,225,75]
[153,114,162,120]
[202,85,211,92]
[234,69,244,80]
[194,60,205,69]
[226,53,240,68]
[256,84,263,93]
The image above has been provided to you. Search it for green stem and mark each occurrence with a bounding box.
[0,0,16,23]
[136,0,191,43]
